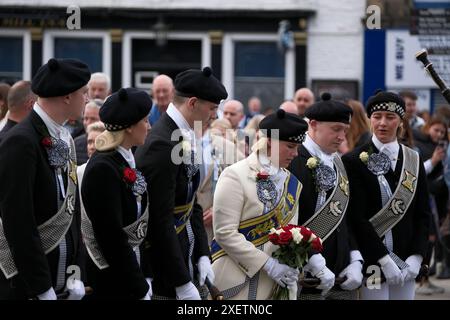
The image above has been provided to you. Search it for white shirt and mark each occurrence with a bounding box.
[117,146,136,168]
[303,134,336,169]
[166,103,196,151]
[372,135,399,171]
[33,103,71,146]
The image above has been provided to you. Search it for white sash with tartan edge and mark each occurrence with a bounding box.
[81,205,149,270]
[369,144,419,238]
[303,156,350,241]
[0,143,78,279]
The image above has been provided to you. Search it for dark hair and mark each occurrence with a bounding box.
[421,115,448,138]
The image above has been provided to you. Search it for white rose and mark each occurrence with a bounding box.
[306,157,318,169]
[269,228,277,235]
[181,140,191,154]
[275,229,283,235]
[290,228,303,244]
[359,151,369,163]
[308,232,317,243]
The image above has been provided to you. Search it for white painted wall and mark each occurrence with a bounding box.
[0,0,316,10]
[306,0,366,88]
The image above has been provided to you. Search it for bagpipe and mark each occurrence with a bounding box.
[415,49,450,104]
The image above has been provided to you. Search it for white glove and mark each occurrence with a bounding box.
[37,287,57,300]
[315,267,335,296]
[401,255,423,282]
[339,261,363,291]
[378,254,403,286]
[303,253,326,276]
[263,257,299,287]
[303,254,335,295]
[66,279,85,300]
[197,256,215,286]
[140,278,153,300]
[175,281,201,300]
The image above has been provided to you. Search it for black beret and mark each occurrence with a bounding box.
[32,58,91,97]
[366,89,406,119]
[100,88,152,131]
[305,92,353,124]
[174,67,228,104]
[259,109,308,143]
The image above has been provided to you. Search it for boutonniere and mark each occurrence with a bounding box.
[359,151,369,164]
[306,156,319,170]
[41,135,70,169]
[306,156,335,192]
[360,147,390,176]
[181,140,191,155]
[122,167,147,198]
[256,170,270,181]
[255,170,277,209]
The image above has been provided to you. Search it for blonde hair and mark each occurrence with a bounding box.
[95,129,125,151]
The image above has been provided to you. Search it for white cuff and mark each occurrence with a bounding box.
[350,250,364,264]
[424,159,434,175]
[37,287,57,300]
[378,254,391,266]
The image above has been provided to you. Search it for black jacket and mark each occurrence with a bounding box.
[135,112,210,297]
[289,145,357,276]
[0,119,18,143]
[341,141,430,270]
[74,133,88,165]
[81,150,150,299]
[0,111,82,299]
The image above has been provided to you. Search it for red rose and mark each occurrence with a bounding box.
[278,230,293,245]
[41,136,53,148]
[256,171,270,180]
[268,232,280,245]
[282,224,296,232]
[123,167,137,184]
[311,237,323,252]
[300,227,313,242]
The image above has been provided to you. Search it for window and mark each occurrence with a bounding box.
[0,36,22,83]
[54,38,103,73]
[43,31,110,78]
[234,41,285,109]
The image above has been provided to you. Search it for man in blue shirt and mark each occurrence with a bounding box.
[148,74,174,125]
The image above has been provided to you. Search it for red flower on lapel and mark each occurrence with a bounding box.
[41,136,53,148]
[256,171,270,181]
[123,167,137,185]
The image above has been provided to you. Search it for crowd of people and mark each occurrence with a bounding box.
[0,57,449,300]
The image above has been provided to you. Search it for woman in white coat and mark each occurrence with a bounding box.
[211,109,308,300]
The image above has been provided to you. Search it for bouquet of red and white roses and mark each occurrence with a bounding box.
[268,224,323,300]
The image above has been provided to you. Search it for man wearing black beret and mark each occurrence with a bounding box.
[135,67,227,299]
[289,93,364,300]
[0,58,90,299]
[342,90,429,300]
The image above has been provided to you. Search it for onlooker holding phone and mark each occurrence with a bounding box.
[414,116,449,294]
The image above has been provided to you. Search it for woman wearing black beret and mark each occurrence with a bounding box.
[342,90,430,300]
[81,88,153,299]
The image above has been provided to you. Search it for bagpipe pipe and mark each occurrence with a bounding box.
[415,49,450,104]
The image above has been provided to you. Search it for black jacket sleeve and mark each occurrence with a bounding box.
[0,134,52,296]
[81,161,149,299]
[139,140,191,288]
[342,154,389,263]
